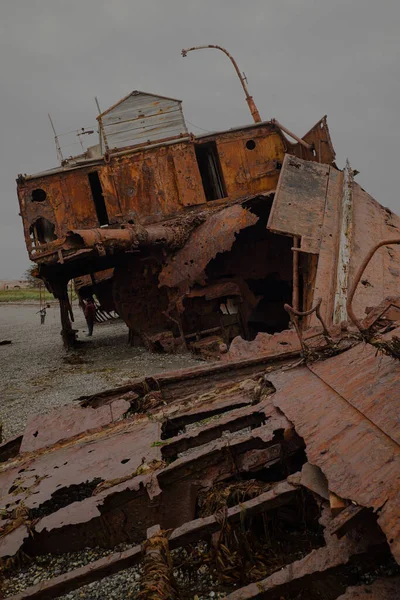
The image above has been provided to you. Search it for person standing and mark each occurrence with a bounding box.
[37,304,50,325]
[84,298,96,336]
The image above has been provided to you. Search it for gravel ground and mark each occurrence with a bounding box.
[0,303,200,440]
[2,543,228,599]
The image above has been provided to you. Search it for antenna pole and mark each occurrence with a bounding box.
[95,97,104,155]
[48,113,64,164]
[181,45,262,123]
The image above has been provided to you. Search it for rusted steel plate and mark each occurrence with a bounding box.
[0,419,160,557]
[172,144,206,206]
[301,115,336,165]
[336,578,400,600]
[222,325,334,362]
[20,399,130,453]
[267,155,330,253]
[349,185,400,324]
[226,529,377,600]
[162,404,267,460]
[268,346,400,563]
[159,203,258,291]
[0,526,29,561]
[309,338,400,445]
[216,129,284,199]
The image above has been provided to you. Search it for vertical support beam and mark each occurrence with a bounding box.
[333,160,353,324]
[292,236,300,313]
[54,282,77,349]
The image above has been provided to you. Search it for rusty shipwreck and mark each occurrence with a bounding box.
[2,47,400,599]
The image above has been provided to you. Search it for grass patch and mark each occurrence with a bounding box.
[0,289,79,303]
[0,289,46,302]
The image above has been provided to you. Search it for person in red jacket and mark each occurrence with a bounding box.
[84,298,96,336]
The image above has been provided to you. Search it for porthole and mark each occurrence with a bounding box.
[246,140,256,150]
[31,189,47,202]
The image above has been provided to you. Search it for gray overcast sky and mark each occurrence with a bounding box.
[1,0,399,279]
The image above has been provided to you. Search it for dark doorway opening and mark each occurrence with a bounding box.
[88,171,109,226]
[195,142,226,201]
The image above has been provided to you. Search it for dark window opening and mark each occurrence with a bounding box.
[246,139,256,150]
[31,189,47,202]
[195,142,226,201]
[88,171,109,225]
[29,218,57,246]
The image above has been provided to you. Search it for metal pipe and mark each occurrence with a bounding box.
[181,45,262,123]
[285,298,333,348]
[271,119,313,150]
[292,236,300,312]
[346,238,400,332]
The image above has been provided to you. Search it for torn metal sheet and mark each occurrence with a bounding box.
[159,203,259,291]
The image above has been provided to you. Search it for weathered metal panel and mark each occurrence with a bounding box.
[310,166,342,325]
[100,92,188,150]
[309,340,400,445]
[267,155,330,253]
[61,170,100,229]
[216,129,285,199]
[269,338,400,563]
[171,144,206,206]
[109,147,186,224]
[349,184,400,323]
[301,115,336,165]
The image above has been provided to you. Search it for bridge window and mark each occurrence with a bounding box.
[195,142,226,201]
[88,171,109,226]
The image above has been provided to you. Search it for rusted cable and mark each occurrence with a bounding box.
[346,238,400,332]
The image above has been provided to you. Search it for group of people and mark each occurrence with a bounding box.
[37,298,96,337]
